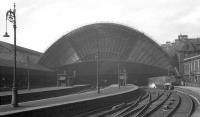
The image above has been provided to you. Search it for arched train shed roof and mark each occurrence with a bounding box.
[39,23,173,70]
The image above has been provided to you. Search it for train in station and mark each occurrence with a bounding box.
[148,75,176,90]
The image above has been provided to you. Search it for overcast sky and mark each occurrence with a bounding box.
[1,0,200,52]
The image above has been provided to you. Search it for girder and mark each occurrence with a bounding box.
[39,23,173,71]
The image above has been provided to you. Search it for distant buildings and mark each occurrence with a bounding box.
[161,34,200,86]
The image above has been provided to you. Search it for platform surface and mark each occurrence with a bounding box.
[0,85,86,96]
[176,86,200,117]
[0,84,137,116]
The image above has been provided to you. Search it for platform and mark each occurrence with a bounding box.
[175,86,200,117]
[0,85,91,105]
[0,84,137,116]
[0,85,87,96]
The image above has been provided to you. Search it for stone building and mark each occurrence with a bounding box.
[184,55,200,86]
[162,34,200,86]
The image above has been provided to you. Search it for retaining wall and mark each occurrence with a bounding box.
[2,88,144,117]
[0,85,91,105]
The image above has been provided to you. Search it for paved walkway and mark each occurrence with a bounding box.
[0,84,137,116]
[0,85,86,96]
[176,86,200,117]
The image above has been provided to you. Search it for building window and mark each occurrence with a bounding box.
[198,59,200,73]
[195,60,198,74]
[192,61,195,73]
[190,62,193,73]
[184,62,190,75]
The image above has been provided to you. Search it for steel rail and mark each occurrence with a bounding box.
[165,93,181,117]
[140,92,171,117]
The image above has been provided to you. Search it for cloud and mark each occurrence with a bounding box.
[1,0,200,52]
[178,7,200,24]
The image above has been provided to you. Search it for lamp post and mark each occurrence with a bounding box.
[96,39,100,94]
[118,62,120,89]
[3,3,18,107]
[26,55,30,90]
[118,53,120,89]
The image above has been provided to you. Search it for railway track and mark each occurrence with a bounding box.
[74,88,195,117]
